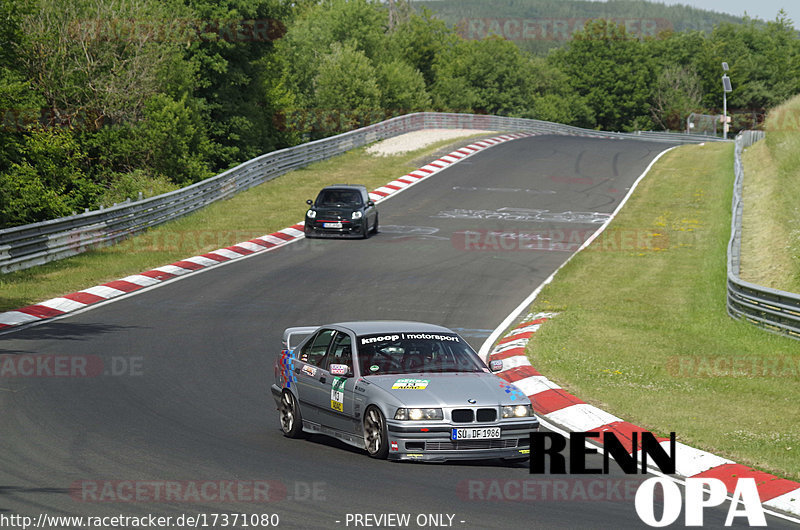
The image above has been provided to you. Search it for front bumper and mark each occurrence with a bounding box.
[385,419,539,462]
[305,219,366,238]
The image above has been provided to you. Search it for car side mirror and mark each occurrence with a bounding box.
[367,200,375,207]
[489,359,503,372]
[306,199,313,206]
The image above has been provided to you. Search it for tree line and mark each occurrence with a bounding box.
[1,0,799,228]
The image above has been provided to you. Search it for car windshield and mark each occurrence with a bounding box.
[356,332,485,375]
[316,189,362,207]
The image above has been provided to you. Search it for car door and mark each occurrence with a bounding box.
[294,328,336,422]
[318,331,358,434]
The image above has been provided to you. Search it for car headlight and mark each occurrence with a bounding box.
[306,209,316,218]
[351,210,363,220]
[502,404,533,418]
[394,408,443,421]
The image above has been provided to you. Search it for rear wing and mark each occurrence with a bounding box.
[282,326,319,350]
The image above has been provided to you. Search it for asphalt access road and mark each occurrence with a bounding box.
[1,135,794,528]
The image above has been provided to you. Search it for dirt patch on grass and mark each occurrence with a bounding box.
[365,129,495,156]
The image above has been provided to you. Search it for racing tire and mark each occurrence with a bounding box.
[363,406,389,459]
[370,213,379,234]
[361,221,371,239]
[279,390,305,439]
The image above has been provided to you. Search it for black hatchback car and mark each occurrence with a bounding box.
[304,185,379,238]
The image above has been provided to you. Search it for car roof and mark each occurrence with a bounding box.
[325,321,455,335]
[321,184,367,191]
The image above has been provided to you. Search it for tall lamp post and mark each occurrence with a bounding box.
[722,62,732,138]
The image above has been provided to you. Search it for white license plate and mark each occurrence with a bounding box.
[451,427,501,440]
[323,222,342,228]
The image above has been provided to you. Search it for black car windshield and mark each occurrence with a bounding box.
[316,189,363,207]
[357,332,485,375]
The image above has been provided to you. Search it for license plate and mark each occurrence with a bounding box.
[451,427,501,440]
[323,222,342,228]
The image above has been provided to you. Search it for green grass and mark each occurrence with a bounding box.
[0,132,493,313]
[523,142,800,481]
[740,96,800,292]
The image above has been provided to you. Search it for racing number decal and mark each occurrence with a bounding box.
[331,376,346,412]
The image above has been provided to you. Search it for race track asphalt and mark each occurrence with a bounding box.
[1,135,794,528]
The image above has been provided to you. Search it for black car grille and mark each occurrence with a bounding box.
[476,408,497,422]
[318,210,344,218]
[425,439,518,451]
[451,408,497,423]
[451,409,474,423]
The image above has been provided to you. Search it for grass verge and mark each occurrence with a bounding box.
[524,142,800,481]
[740,95,800,291]
[0,132,493,313]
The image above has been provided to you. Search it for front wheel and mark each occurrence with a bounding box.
[279,390,305,438]
[370,213,379,234]
[363,406,389,459]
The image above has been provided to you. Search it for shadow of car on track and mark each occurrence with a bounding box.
[0,485,74,513]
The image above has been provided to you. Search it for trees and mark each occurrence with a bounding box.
[550,19,656,131]
[376,59,431,112]
[315,43,381,112]
[184,0,290,167]
[0,129,99,226]
[650,65,703,131]
[20,0,188,126]
[432,37,537,115]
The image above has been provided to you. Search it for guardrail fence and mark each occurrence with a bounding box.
[728,131,800,339]
[0,112,724,274]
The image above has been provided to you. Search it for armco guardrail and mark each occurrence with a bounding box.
[728,130,800,339]
[0,112,724,273]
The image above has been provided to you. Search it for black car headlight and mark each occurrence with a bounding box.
[394,408,443,421]
[351,211,363,220]
[306,209,316,218]
[502,404,533,418]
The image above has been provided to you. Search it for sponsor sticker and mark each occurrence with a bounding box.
[391,378,430,390]
[359,333,460,345]
[301,365,316,377]
[330,363,348,376]
[331,376,346,412]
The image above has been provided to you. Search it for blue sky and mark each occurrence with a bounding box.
[641,1,799,27]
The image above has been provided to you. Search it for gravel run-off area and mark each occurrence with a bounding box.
[365,128,495,156]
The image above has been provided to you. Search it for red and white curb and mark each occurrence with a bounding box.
[485,313,800,518]
[0,132,535,333]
